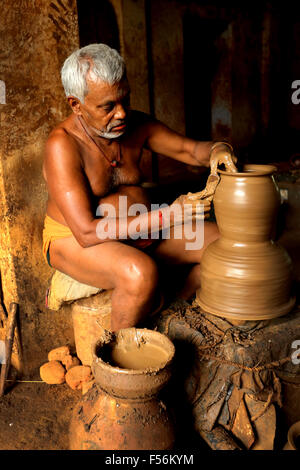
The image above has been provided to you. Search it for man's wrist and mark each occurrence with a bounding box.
[192,141,212,166]
[158,210,163,229]
[160,206,175,228]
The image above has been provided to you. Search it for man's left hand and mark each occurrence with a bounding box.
[210,142,238,174]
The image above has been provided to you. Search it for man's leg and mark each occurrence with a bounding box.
[49,237,159,331]
[151,221,219,300]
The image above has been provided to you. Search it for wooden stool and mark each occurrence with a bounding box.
[71,290,112,366]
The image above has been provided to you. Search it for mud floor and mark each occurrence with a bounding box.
[0,380,205,450]
[0,382,77,450]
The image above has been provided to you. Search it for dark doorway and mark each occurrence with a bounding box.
[76,0,120,51]
[183,11,228,141]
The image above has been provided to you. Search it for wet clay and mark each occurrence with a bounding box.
[196,164,295,321]
[182,146,237,225]
[184,144,237,206]
[106,341,170,370]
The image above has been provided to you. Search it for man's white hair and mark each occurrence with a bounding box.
[61,43,126,102]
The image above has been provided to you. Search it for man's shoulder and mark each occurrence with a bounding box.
[47,116,74,143]
[47,126,69,142]
[45,118,80,163]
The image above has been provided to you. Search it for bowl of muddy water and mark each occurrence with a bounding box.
[92,328,175,399]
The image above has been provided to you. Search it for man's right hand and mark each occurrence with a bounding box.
[168,194,211,227]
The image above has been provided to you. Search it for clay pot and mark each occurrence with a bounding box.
[283,421,300,450]
[69,328,176,450]
[196,164,295,321]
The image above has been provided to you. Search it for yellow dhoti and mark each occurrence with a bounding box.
[42,215,73,266]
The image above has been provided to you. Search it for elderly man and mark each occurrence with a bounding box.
[42,43,236,332]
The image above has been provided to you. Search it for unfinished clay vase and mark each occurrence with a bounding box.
[196,164,295,321]
[69,328,176,450]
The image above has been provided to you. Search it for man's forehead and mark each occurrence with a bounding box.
[85,74,130,100]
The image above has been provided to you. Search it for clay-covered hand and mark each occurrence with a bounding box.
[168,194,211,226]
[185,178,218,201]
[210,142,238,175]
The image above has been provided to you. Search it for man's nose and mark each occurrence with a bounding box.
[114,103,126,120]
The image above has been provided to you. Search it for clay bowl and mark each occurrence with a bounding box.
[283,421,300,450]
[92,328,175,400]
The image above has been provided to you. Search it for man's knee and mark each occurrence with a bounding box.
[119,255,159,296]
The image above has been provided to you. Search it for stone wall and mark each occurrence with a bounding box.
[0,0,79,375]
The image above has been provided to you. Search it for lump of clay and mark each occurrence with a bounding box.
[40,360,66,384]
[62,354,80,371]
[65,365,93,391]
[48,345,70,362]
[81,379,95,396]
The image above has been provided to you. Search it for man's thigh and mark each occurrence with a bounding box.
[151,221,219,264]
[49,236,156,290]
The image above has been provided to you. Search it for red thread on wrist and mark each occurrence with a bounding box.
[159,210,163,228]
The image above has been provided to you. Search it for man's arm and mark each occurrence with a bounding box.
[143,118,235,169]
[144,119,213,167]
[44,130,103,247]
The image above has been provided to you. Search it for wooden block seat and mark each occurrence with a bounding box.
[45,270,165,366]
[45,270,111,365]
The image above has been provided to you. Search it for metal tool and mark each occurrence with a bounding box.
[0,302,18,396]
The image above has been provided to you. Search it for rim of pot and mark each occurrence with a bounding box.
[218,164,278,177]
[92,329,175,376]
[288,421,300,449]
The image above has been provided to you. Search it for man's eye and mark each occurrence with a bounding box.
[100,102,115,112]
[104,106,114,112]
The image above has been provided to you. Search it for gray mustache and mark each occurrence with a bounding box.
[107,120,126,131]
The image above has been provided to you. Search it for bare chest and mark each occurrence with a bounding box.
[82,144,143,197]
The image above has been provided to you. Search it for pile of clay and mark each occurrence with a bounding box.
[97,330,171,371]
[39,345,95,394]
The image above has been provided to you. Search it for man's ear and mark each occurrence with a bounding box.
[67,96,82,115]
